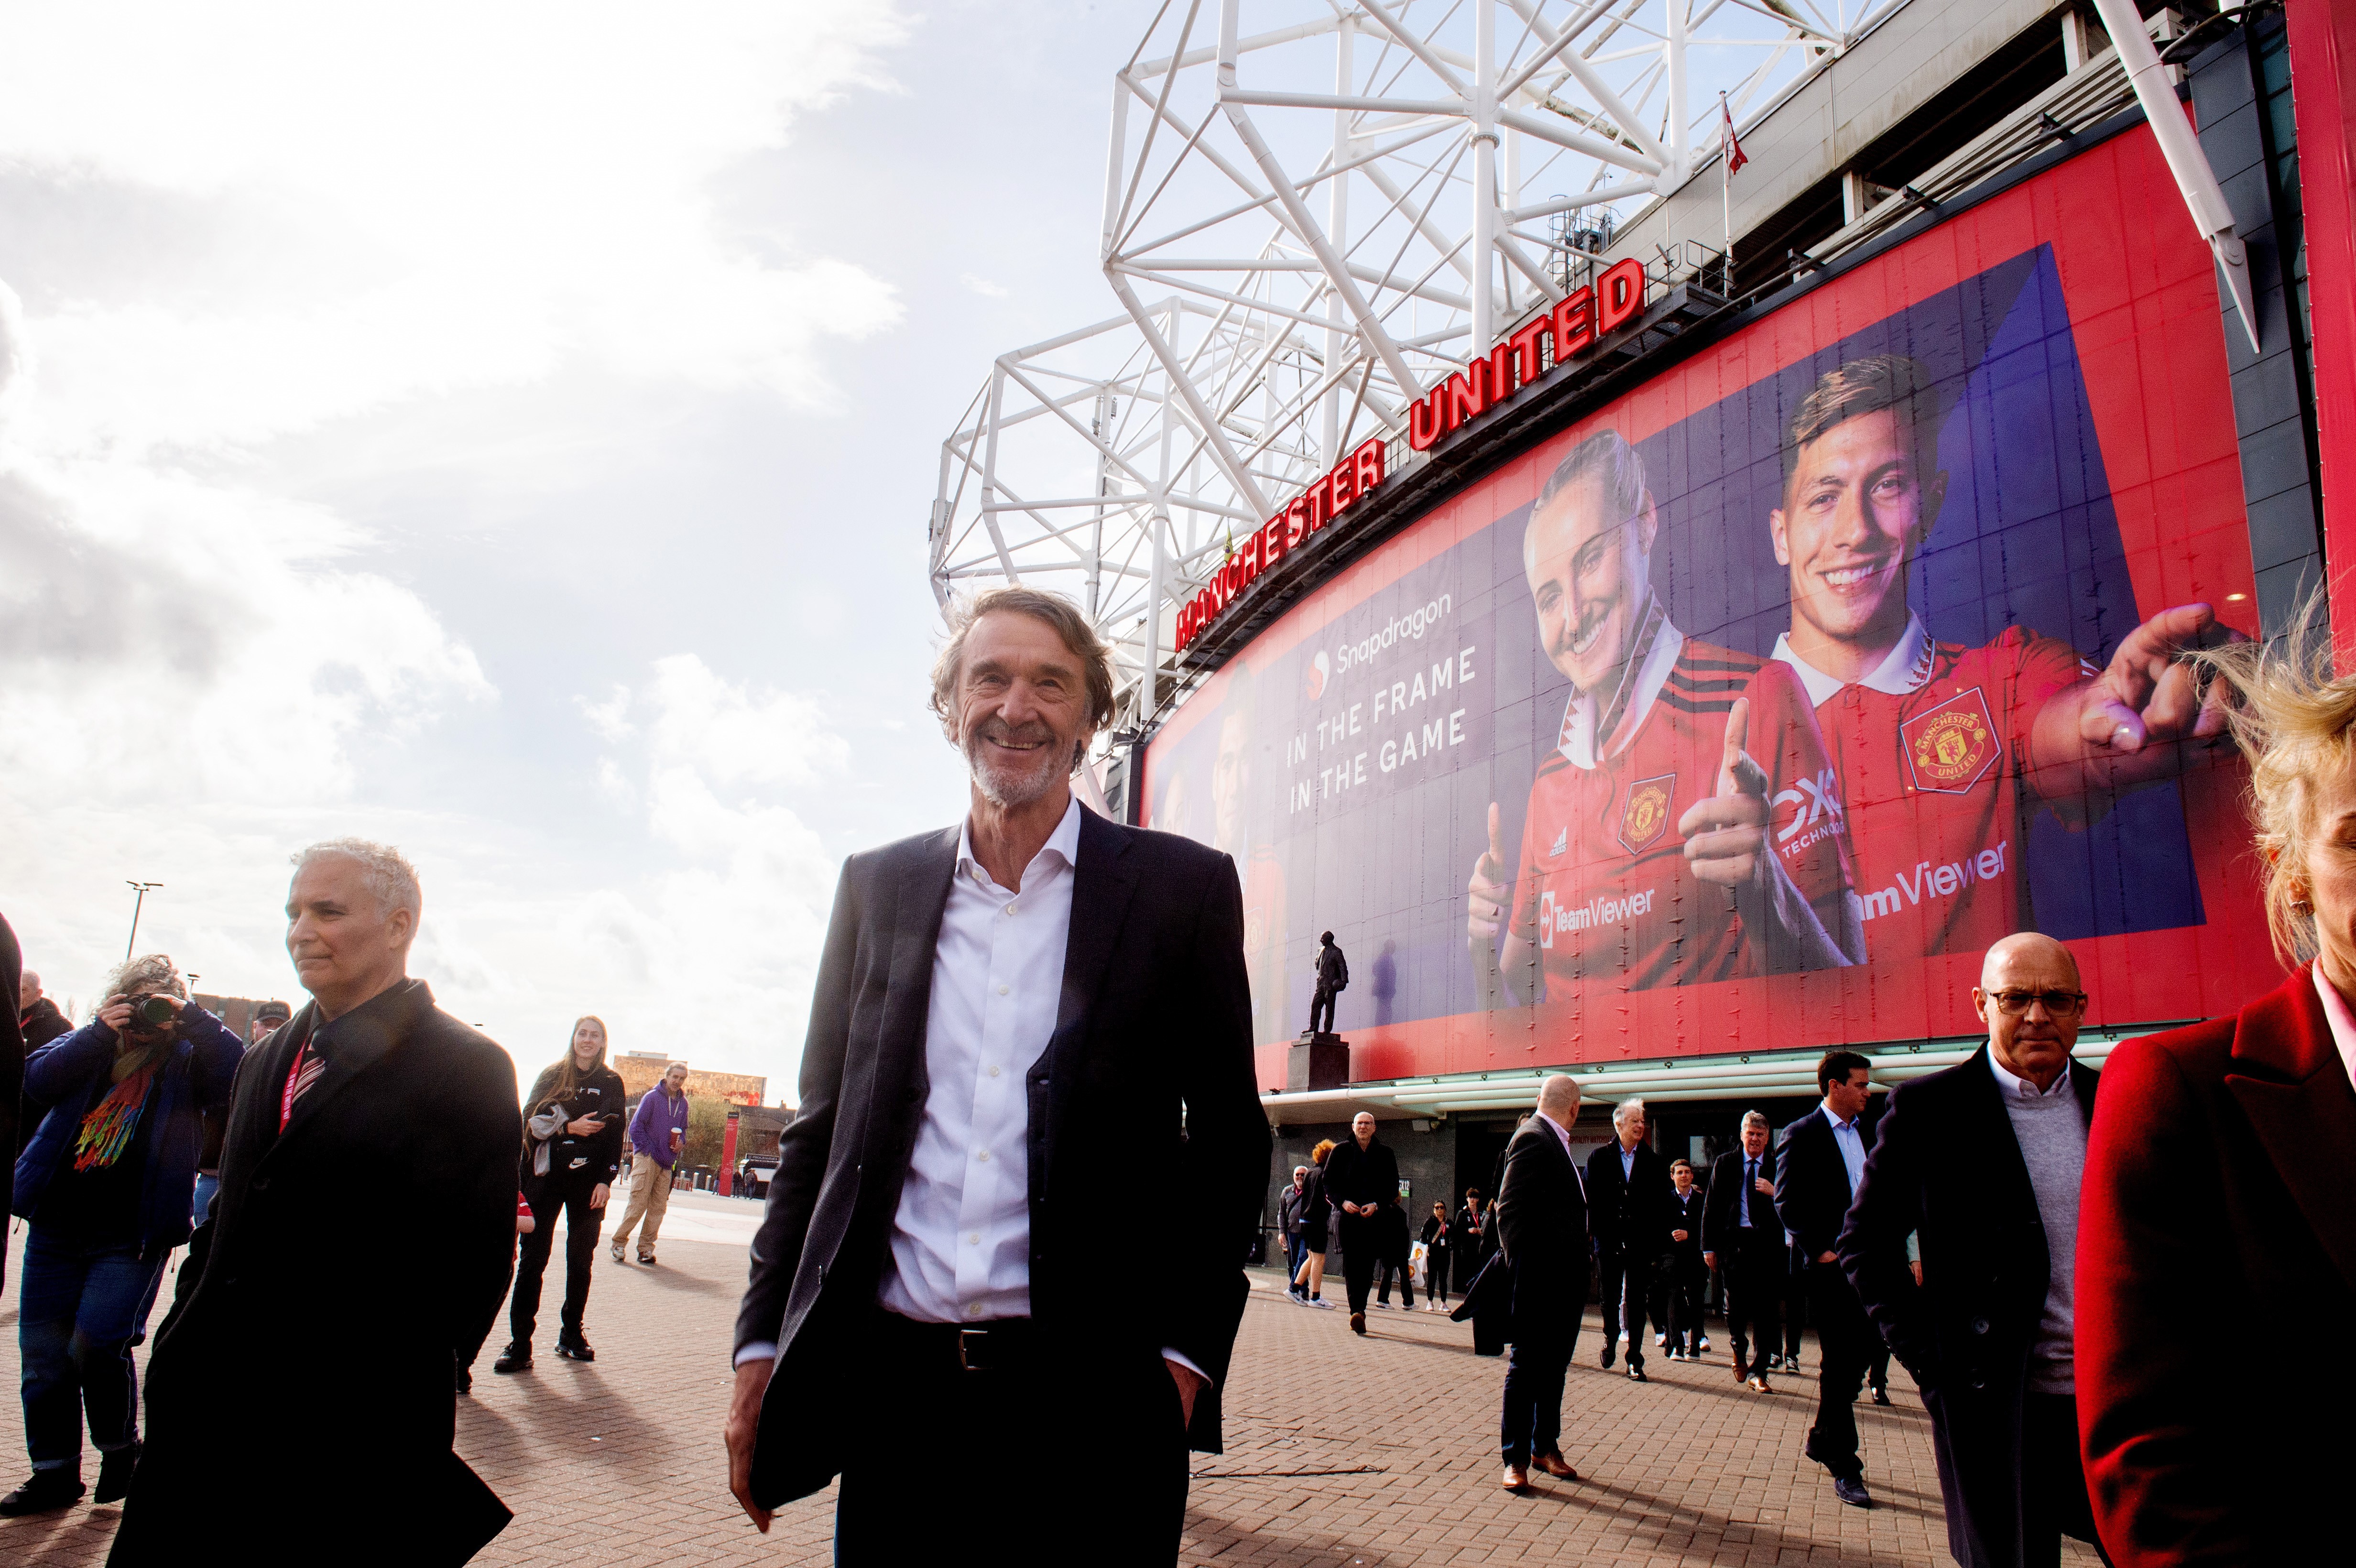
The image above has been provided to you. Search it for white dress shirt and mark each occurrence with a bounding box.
[1822,1103,1867,1194]
[880,797,1083,1324]
[1534,1111,1588,1201]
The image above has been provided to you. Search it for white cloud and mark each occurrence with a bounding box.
[960,272,1011,299]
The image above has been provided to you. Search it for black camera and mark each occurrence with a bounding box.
[122,995,178,1031]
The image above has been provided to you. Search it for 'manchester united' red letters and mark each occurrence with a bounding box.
[1408,257,1647,453]
[1176,436,1385,654]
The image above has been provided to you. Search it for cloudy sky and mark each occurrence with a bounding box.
[0,1,1147,1089]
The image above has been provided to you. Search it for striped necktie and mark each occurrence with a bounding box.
[280,1035,330,1131]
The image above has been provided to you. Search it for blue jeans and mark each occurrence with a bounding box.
[191,1172,220,1227]
[17,1230,168,1470]
[1287,1233,1308,1289]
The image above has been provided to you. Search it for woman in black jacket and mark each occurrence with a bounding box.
[1419,1201,1452,1311]
[495,1016,625,1372]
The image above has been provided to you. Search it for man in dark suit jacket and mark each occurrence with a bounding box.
[2079,954,2356,1566]
[723,589,1268,1564]
[1702,1110,1781,1389]
[1776,1048,1877,1509]
[1584,1098,1671,1380]
[1323,1110,1399,1333]
[1491,1073,1590,1492]
[1661,1158,1707,1358]
[110,840,520,1566]
[1842,934,2110,1567]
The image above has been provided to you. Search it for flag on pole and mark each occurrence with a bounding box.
[1722,95,1748,176]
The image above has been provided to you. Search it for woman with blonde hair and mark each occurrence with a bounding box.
[494,1015,625,1373]
[1291,1139,1336,1308]
[2078,610,2356,1565]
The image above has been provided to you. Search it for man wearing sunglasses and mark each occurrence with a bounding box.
[1837,931,2112,1567]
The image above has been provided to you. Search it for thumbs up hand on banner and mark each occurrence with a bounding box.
[1679,697,1773,889]
[1467,801,1511,939]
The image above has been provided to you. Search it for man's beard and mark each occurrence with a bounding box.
[964,717,1070,807]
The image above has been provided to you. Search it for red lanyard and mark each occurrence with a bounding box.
[279,1041,314,1132]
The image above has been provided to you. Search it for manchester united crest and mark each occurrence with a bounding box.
[1617,773,1676,854]
[1900,686,1999,794]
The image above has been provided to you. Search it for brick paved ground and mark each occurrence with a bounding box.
[0,1209,2101,1565]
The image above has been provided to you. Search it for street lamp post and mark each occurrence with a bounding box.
[124,881,164,959]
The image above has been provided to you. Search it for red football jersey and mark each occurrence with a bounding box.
[1508,634,1856,993]
[1803,626,2087,958]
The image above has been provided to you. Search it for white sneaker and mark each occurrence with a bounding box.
[1373,1302,1391,1310]
[1311,1297,1335,1309]
[1655,1333,1667,1347]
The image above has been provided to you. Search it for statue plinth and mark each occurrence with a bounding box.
[1286,1031,1351,1093]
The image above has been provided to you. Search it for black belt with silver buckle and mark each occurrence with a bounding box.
[873,1309,1037,1374]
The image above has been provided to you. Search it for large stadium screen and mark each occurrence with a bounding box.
[1142,127,2282,1089]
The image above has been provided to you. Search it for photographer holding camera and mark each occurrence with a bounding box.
[2,954,243,1517]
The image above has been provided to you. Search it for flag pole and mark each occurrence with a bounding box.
[1721,92,1734,296]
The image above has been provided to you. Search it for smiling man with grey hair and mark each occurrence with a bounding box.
[111,838,522,1564]
[726,586,1268,1563]
[1585,1095,1672,1381]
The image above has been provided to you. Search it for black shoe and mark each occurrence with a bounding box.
[455,1361,474,1394]
[1626,1363,1647,1383]
[1600,1344,1616,1370]
[555,1332,596,1361]
[0,1468,85,1516]
[93,1444,139,1505]
[1832,1474,1873,1508]
[492,1340,532,1374]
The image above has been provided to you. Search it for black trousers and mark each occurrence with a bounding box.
[1722,1230,1782,1378]
[836,1312,1188,1564]
[1499,1291,1582,1466]
[1802,1256,1873,1480]
[1337,1214,1376,1313]
[1374,1256,1414,1306]
[1595,1248,1653,1366]
[1784,1242,1810,1359]
[1663,1254,1706,1353]
[1423,1249,1449,1305]
[512,1172,605,1342]
[1309,983,1339,1034]
[1925,1386,2113,1568]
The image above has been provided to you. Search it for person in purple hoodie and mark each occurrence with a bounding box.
[609,1062,688,1266]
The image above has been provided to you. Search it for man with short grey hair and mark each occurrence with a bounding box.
[1841,932,2108,1566]
[726,586,1268,1563]
[1704,1110,1783,1390]
[1585,1096,1672,1381]
[113,838,522,1562]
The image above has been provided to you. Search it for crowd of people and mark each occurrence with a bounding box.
[0,582,2341,1568]
[0,847,709,1544]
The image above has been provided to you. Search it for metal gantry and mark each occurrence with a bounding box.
[931,0,1907,751]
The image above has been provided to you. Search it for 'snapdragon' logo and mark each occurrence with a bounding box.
[1901,687,1999,794]
[1617,773,1676,854]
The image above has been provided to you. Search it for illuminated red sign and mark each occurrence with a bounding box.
[1173,255,1647,656]
[1176,436,1385,653]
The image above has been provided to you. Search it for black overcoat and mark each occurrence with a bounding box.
[1583,1138,1673,1259]
[1838,1046,2100,1568]
[733,806,1269,1509]
[1490,1118,1591,1338]
[109,978,520,1566]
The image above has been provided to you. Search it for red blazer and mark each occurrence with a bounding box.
[2077,961,2356,1565]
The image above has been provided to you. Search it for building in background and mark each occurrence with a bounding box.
[933,1,2356,1237]
[614,1049,767,1108]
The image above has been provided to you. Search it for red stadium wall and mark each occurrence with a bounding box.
[1143,126,2280,1093]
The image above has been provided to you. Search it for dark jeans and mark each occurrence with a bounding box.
[1500,1278,1583,1465]
[1286,1233,1308,1292]
[1374,1257,1413,1307]
[1722,1231,1782,1377]
[17,1229,167,1470]
[1663,1255,1706,1353]
[512,1172,605,1343]
[1424,1251,1449,1306]
[1802,1257,1873,1480]
[1595,1248,1653,1366]
[1337,1213,1376,1313]
[836,1311,1187,1563]
[1309,984,1338,1034]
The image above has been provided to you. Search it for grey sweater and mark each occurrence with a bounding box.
[1995,1058,2089,1395]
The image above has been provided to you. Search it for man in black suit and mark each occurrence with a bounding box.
[1324,1110,1399,1335]
[723,588,1268,1563]
[1841,933,2112,1567]
[1492,1073,1590,1492]
[1661,1158,1707,1359]
[1584,1097,1671,1380]
[1702,1109,1782,1390]
[110,840,521,1565]
[1776,1049,1878,1509]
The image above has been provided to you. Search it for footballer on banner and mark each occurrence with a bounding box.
[1765,356,2241,959]
[1467,431,1863,1005]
